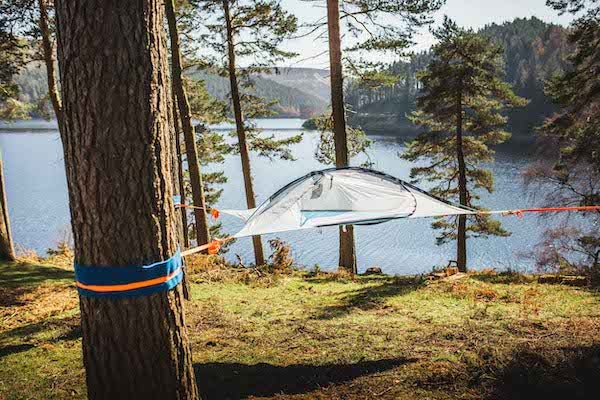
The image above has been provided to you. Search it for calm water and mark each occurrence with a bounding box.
[1,118,550,274]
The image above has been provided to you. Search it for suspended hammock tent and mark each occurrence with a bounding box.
[178,167,600,256]
[220,167,477,238]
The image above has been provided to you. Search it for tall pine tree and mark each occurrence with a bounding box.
[54,0,198,397]
[195,0,302,265]
[326,0,357,272]
[403,18,527,272]
[307,0,442,272]
[166,0,211,248]
[162,0,232,245]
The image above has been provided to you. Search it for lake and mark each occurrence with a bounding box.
[0,118,553,274]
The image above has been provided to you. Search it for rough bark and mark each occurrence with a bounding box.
[54,0,198,398]
[223,0,265,266]
[38,0,63,129]
[0,154,15,262]
[456,91,467,272]
[326,0,356,274]
[165,0,210,247]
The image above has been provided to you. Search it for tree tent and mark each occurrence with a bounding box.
[179,167,600,256]
[220,167,477,237]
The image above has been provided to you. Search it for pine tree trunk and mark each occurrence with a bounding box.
[0,154,15,262]
[327,0,356,274]
[172,94,190,249]
[54,1,198,398]
[165,0,210,247]
[222,0,265,266]
[456,92,467,272]
[38,0,63,129]
[170,92,191,301]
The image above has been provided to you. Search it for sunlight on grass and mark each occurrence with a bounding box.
[1,259,599,399]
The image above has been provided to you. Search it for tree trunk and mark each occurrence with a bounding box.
[222,0,265,266]
[0,154,15,262]
[171,92,191,301]
[38,0,63,129]
[326,0,356,274]
[456,92,467,272]
[172,94,190,249]
[54,1,198,398]
[165,0,210,247]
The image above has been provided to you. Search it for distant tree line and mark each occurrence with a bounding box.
[346,17,573,135]
[191,69,328,118]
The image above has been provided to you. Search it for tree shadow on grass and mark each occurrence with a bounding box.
[311,280,421,320]
[0,343,35,358]
[0,315,81,358]
[0,262,73,307]
[487,344,600,400]
[195,357,415,400]
[0,262,73,288]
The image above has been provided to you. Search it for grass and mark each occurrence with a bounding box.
[1,257,600,399]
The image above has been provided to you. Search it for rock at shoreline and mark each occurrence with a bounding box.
[364,266,383,275]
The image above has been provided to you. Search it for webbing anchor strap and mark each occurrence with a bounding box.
[74,248,183,298]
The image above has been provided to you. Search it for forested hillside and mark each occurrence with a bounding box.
[13,64,329,119]
[261,68,330,102]
[10,18,570,127]
[346,17,572,136]
[189,68,328,118]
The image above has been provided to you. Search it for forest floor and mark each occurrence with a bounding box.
[1,254,600,400]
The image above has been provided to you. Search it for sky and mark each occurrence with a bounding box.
[278,0,574,69]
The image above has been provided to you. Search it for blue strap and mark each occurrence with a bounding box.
[74,249,183,299]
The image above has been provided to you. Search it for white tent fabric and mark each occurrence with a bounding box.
[221,167,476,238]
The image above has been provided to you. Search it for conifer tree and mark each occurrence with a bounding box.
[307,0,443,272]
[163,0,232,245]
[403,18,527,272]
[326,0,357,272]
[54,0,198,397]
[166,0,211,247]
[194,0,302,265]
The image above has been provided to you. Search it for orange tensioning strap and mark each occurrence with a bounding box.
[484,205,600,216]
[180,237,233,257]
[175,204,220,219]
[76,266,182,293]
[511,206,600,213]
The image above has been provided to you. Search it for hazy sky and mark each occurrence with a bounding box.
[278,0,574,69]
